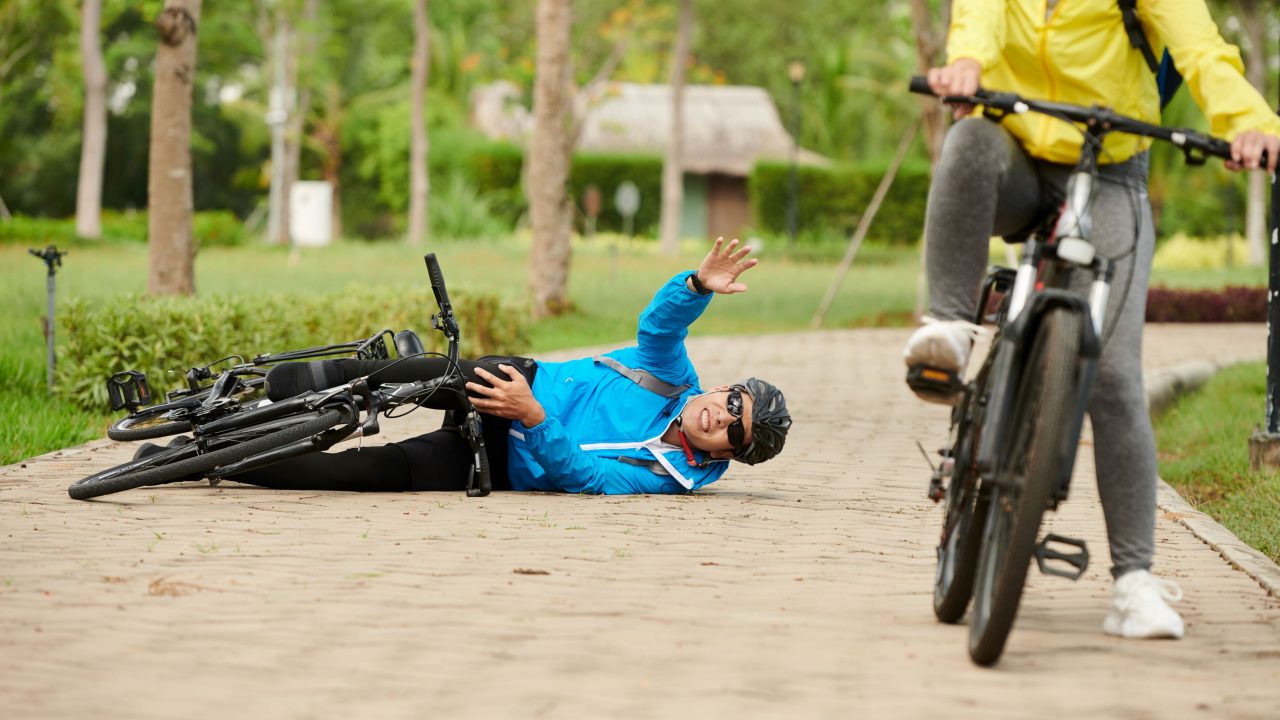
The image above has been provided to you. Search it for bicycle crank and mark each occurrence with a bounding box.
[1033,533,1089,580]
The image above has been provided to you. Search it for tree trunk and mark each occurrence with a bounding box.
[528,0,574,319]
[316,84,345,242]
[1236,0,1268,266]
[908,0,951,167]
[266,11,289,245]
[284,0,318,245]
[408,0,431,246]
[75,0,107,240]
[147,0,202,297]
[658,0,692,256]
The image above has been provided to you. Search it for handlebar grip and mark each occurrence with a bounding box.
[423,253,453,312]
[909,75,934,96]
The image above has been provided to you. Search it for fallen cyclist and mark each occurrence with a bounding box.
[139,237,791,495]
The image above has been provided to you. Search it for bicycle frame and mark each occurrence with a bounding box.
[975,139,1113,504]
[180,254,492,497]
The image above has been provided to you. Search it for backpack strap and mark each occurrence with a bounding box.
[614,455,671,476]
[1118,0,1159,73]
[594,355,691,399]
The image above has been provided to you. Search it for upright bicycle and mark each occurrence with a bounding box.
[907,76,1242,665]
[70,254,493,500]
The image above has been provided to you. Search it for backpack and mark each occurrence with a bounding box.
[1118,0,1184,109]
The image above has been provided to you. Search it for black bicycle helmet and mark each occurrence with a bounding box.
[734,377,791,465]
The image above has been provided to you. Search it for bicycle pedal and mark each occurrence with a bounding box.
[1034,533,1089,580]
[906,365,964,405]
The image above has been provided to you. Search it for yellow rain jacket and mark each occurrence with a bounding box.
[947,0,1280,164]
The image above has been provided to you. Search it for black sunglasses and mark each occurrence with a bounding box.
[726,385,747,453]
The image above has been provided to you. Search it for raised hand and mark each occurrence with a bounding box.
[693,237,758,295]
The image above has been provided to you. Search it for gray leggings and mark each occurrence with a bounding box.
[926,118,1156,577]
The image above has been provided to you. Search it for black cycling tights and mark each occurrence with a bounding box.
[230,357,524,492]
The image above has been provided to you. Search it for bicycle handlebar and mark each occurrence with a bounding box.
[424,253,460,363]
[909,75,1236,164]
[425,253,453,316]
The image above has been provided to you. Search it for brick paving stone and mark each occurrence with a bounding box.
[0,324,1276,719]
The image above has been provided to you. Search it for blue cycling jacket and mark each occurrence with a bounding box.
[506,272,731,495]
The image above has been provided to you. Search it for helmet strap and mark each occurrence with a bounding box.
[674,417,700,467]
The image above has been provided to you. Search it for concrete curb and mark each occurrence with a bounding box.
[1146,359,1280,598]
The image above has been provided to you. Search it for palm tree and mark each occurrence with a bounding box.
[528,0,573,318]
[408,0,431,247]
[75,0,106,240]
[658,0,692,256]
[147,0,202,296]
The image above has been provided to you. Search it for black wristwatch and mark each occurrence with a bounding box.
[688,271,713,295]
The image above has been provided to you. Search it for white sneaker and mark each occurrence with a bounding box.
[1103,569,1185,639]
[902,317,986,375]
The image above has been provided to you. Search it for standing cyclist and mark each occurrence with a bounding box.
[169,238,792,495]
[905,0,1280,639]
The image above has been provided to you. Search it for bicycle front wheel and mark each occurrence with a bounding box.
[968,308,1081,666]
[107,377,268,441]
[71,407,346,500]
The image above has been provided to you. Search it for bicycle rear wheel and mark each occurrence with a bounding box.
[968,308,1081,666]
[107,377,268,441]
[71,407,346,500]
[933,441,986,623]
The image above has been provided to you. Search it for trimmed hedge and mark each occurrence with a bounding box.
[0,211,250,247]
[467,142,665,235]
[56,287,530,411]
[1145,285,1266,323]
[466,143,934,242]
[465,141,526,227]
[748,160,932,244]
[566,153,664,235]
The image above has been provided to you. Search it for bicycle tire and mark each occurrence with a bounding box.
[70,408,345,500]
[933,432,986,623]
[968,308,1081,666]
[107,377,268,441]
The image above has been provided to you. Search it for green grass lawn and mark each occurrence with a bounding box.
[1154,361,1280,563]
[0,237,921,464]
[1,235,1272,466]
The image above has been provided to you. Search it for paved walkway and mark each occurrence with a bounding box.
[2,325,1278,719]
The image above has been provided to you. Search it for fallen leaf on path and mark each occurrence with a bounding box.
[147,577,217,597]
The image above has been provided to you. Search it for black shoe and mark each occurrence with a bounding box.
[265,360,347,401]
[133,434,194,461]
[133,442,162,460]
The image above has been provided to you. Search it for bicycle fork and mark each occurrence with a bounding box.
[982,238,1115,581]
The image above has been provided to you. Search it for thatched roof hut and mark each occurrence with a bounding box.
[574,82,826,174]
[471,81,825,174]
[470,81,825,238]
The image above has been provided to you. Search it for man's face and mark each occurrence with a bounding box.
[679,386,754,460]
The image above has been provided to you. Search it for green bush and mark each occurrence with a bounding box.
[1150,164,1243,238]
[56,286,530,410]
[748,160,932,244]
[0,211,249,247]
[429,173,511,239]
[567,153,664,235]
[466,144,665,235]
[463,140,526,229]
[193,210,250,247]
